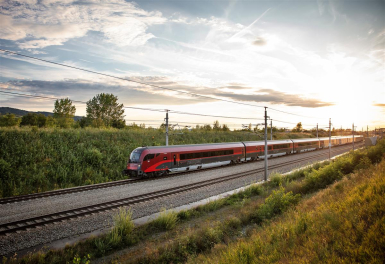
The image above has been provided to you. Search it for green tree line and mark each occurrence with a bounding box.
[0,93,125,129]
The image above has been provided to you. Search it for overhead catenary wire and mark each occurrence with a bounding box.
[1,89,330,129]
[1,48,326,120]
[0,90,257,121]
[0,49,265,109]
[1,89,331,130]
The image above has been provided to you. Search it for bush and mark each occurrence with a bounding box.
[112,207,135,239]
[0,113,20,127]
[107,207,134,248]
[254,186,301,222]
[152,208,178,231]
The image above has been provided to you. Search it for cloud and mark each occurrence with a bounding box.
[0,0,166,49]
[252,37,266,46]
[0,78,210,106]
[220,83,253,90]
[214,88,334,108]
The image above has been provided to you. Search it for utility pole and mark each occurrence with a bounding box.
[165,110,169,146]
[341,125,342,136]
[270,119,273,140]
[329,118,331,160]
[367,125,369,137]
[316,123,318,138]
[264,107,269,181]
[352,123,355,151]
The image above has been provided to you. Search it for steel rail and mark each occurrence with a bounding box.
[0,144,361,236]
[0,143,362,205]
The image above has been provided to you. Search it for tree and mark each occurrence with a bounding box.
[213,120,221,130]
[202,124,212,131]
[20,113,38,127]
[86,93,125,128]
[45,116,57,127]
[292,122,303,132]
[37,114,47,127]
[222,124,230,131]
[0,114,21,127]
[78,117,91,128]
[53,98,76,128]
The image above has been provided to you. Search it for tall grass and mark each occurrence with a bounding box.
[151,208,179,231]
[196,156,385,264]
[0,127,274,197]
[7,141,384,264]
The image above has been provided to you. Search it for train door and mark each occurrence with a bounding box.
[172,153,179,168]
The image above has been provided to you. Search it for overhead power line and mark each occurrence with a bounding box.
[0,49,265,109]
[1,49,326,120]
[269,107,321,119]
[0,90,257,121]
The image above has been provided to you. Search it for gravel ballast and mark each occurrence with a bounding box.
[0,144,359,256]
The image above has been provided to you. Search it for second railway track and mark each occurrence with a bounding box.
[0,144,361,236]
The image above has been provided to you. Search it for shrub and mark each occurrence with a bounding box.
[0,113,20,127]
[152,208,178,231]
[111,207,134,241]
[269,173,282,187]
[254,186,301,222]
[94,238,111,257]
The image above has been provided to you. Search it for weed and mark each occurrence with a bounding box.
[94,238,111,257]
[112,207,135,239]
[152,208,178,231]
[269,173,282,187]
[254,186,301,222]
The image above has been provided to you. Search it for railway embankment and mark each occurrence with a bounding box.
[0,143,360,256]
[4,139,384,263]
[0,127,316,198]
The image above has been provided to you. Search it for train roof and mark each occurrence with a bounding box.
[243,140,292,146]
[136,142,245,152]
[291,138,319,142]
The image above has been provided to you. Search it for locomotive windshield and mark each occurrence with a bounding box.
[129,148,145,163]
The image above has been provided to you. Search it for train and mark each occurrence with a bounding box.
[123,135,363,178]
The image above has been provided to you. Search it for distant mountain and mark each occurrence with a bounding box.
[0,107,83,121]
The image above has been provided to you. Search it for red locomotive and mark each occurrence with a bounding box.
[123,135,363,178]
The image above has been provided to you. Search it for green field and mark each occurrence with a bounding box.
[0,127,316,198]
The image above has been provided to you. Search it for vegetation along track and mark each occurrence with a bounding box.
[0,143,361,236]
[0,143,362,205]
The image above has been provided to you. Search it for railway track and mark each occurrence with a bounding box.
[0,143,362,205]
[0,144,361,236]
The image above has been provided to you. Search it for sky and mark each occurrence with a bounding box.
[0,0,384,131]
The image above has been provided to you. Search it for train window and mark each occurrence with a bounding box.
[155,153,160,157]
[143,154,155,161]
[178,149,234,160]
[268,146,273,150]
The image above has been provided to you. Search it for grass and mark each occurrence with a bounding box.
[0,127,314,198]
[5,140,384,264]
[151,208,179,231]
[193,155,385,263]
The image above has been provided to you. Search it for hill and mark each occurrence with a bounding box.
[0,107,83,121]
